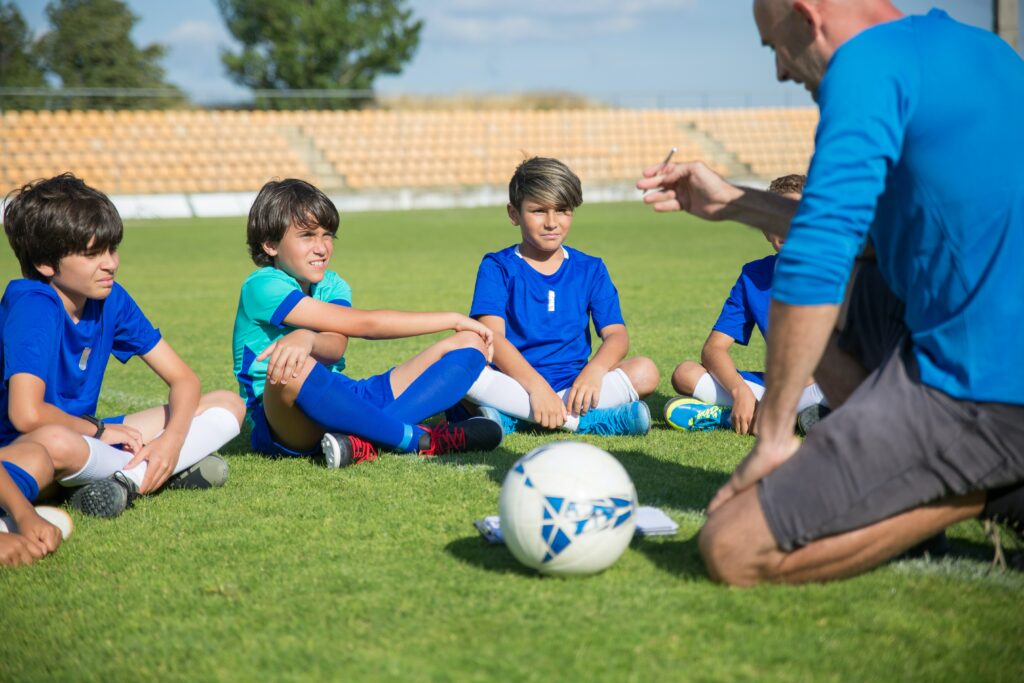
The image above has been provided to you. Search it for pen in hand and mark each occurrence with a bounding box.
[642,147,677,195]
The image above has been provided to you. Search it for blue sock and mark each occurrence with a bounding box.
[295,363,420,452]
[385,348,486,424]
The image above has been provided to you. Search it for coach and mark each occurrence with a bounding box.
[638,0,1024,584]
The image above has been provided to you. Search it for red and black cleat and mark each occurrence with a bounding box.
[419,417,503,456]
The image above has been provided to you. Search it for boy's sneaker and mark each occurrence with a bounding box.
[0,505,74,539]
[69,472,139,518]
[419,417,503,456]
[576,401,652,436]
[797,404,832,436]
[320,433,378,468]
[664,396,732,432]
[979,483,1024,570]
[477,405,520,435]
[165,455,229,490]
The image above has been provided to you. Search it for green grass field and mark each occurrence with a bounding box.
[1,202,1021,682]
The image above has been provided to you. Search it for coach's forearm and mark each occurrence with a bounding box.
[723,187,800,239]
[758,301,839,441]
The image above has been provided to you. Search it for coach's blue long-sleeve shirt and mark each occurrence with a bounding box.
[772,10,1024,405]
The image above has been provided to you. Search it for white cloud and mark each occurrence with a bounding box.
[164,19,229,46]
[418,0,695,44]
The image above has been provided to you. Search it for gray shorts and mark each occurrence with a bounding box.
[759,329,1024,552]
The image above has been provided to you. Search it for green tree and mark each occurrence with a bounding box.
[217,0,422,109]
[0,2,49,110]
[37,0,184,109]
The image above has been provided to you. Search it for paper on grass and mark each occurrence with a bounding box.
[474,506,678,545]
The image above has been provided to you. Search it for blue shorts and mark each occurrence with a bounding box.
[249,369,395,458]
[739,370,765,387]
[2,461,39,511]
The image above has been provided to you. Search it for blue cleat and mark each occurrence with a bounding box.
[576,400,651,436]
[664,396,732,432]
[477,405,520,435]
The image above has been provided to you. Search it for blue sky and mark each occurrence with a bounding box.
[12,1,1013,107]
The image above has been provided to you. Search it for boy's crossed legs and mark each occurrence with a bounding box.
[260,331,502,461]
[464,356,659,434]
[17,391,244,516]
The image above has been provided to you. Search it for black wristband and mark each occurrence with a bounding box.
[82,414,105,439]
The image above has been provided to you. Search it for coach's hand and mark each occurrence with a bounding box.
[100,422,144,453]
[636,160,742,219]
[258,330,316,385]
[707,433,800,514]
[529,385,568,430]
[452,315,494,362]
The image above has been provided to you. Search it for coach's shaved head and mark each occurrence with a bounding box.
[753,0,902,98]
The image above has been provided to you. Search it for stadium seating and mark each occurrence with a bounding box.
[0,108,818,196]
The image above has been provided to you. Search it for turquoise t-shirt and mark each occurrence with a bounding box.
[232,267,352,413]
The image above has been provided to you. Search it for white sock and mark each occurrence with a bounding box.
[120,406,241,488]
[59,408,240,489]
[59,437,132,487]
[690,373,827,413]
[691,373,765,406]
[466,366,639,433]
[796,383,827,413]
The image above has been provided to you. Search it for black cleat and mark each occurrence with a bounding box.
[69,472,139,518]
[418,417,503,456]
[165,455,229,490]
[319,433,378,468]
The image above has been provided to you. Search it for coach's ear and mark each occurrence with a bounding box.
[261,241,279,258]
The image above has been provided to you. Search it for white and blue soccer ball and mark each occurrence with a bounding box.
[499,441,637,576]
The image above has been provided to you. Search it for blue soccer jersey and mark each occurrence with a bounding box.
[712,254,775,346]
[772,10,1024,404]
[232,267,352,413]
[470,245,625,392]
[0,280,162,446]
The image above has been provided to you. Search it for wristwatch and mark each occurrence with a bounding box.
[82,414,105,439]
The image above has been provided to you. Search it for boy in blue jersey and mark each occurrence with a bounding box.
[0,442,63,566]
[233,179,502,465]
[463,157,659,435]
[1,174,246,518]
[665,175,825,433]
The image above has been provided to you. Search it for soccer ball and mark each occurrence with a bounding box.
[499,441,637,576]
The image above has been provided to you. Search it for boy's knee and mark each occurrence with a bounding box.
[4,441,55,487]
[264,357,319,405]
[200,390,246,424]
[626,357,660,397]
[18,425,87,473]
[448,330,487,355]
[671,360,704,395]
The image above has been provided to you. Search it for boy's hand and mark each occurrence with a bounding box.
[566,365,605,417]
[730,386,759,435]
[258,330,316,385]
[0,532,47,566]
[12,509,62,554]
[100,423,144,453]
[453,316,494,361]
[529,386,568,429]
[125,434,182,494]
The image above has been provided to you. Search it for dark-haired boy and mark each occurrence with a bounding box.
[233,178,502,465]
[462,157,659,435]
[665,174,826,433]
[1,174,245,518]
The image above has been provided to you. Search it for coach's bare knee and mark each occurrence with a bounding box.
[672,361,705,395]
[199,390,246,423]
